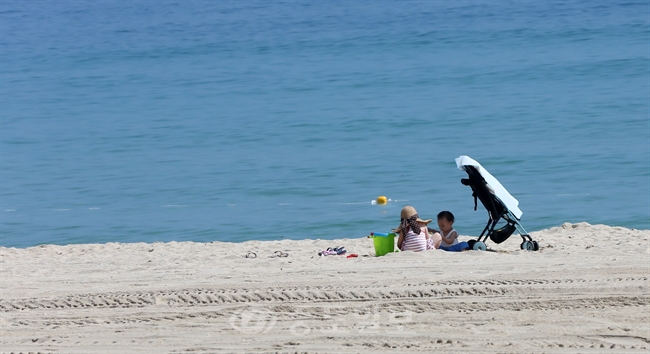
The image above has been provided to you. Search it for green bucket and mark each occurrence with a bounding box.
[372,233,396,256]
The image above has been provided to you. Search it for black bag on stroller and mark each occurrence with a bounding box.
[456,156,539,251]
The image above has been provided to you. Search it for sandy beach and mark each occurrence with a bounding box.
[1,222,648,353]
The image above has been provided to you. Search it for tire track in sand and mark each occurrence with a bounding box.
[1,276,647,312]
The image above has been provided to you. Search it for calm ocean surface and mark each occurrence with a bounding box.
[1,1,648,248]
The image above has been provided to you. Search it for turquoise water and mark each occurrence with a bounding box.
[1,1,648,248]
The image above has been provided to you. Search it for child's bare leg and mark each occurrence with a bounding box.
[430,232,442,249]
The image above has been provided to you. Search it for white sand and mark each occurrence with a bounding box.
[1,222,649,353]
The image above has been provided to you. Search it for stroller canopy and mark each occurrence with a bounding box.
[455,155,523,219]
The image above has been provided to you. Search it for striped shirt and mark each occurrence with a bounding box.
[401,229,428,252]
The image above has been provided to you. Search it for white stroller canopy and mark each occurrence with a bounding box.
[455,155,523,219]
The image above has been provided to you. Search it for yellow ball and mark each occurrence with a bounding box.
[376,196,388,205]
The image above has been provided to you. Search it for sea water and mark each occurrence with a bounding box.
[1,0,648,248]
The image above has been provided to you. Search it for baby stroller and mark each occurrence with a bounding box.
[456,156,538,251]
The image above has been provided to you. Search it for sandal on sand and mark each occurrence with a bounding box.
[318,249,338,256]
[269,251,289,258]
[244,252,257,258]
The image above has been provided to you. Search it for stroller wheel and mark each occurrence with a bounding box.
[521,241,535,251]
[472,241,487,251]
[532,240,539,251]
[467,239,476,250]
